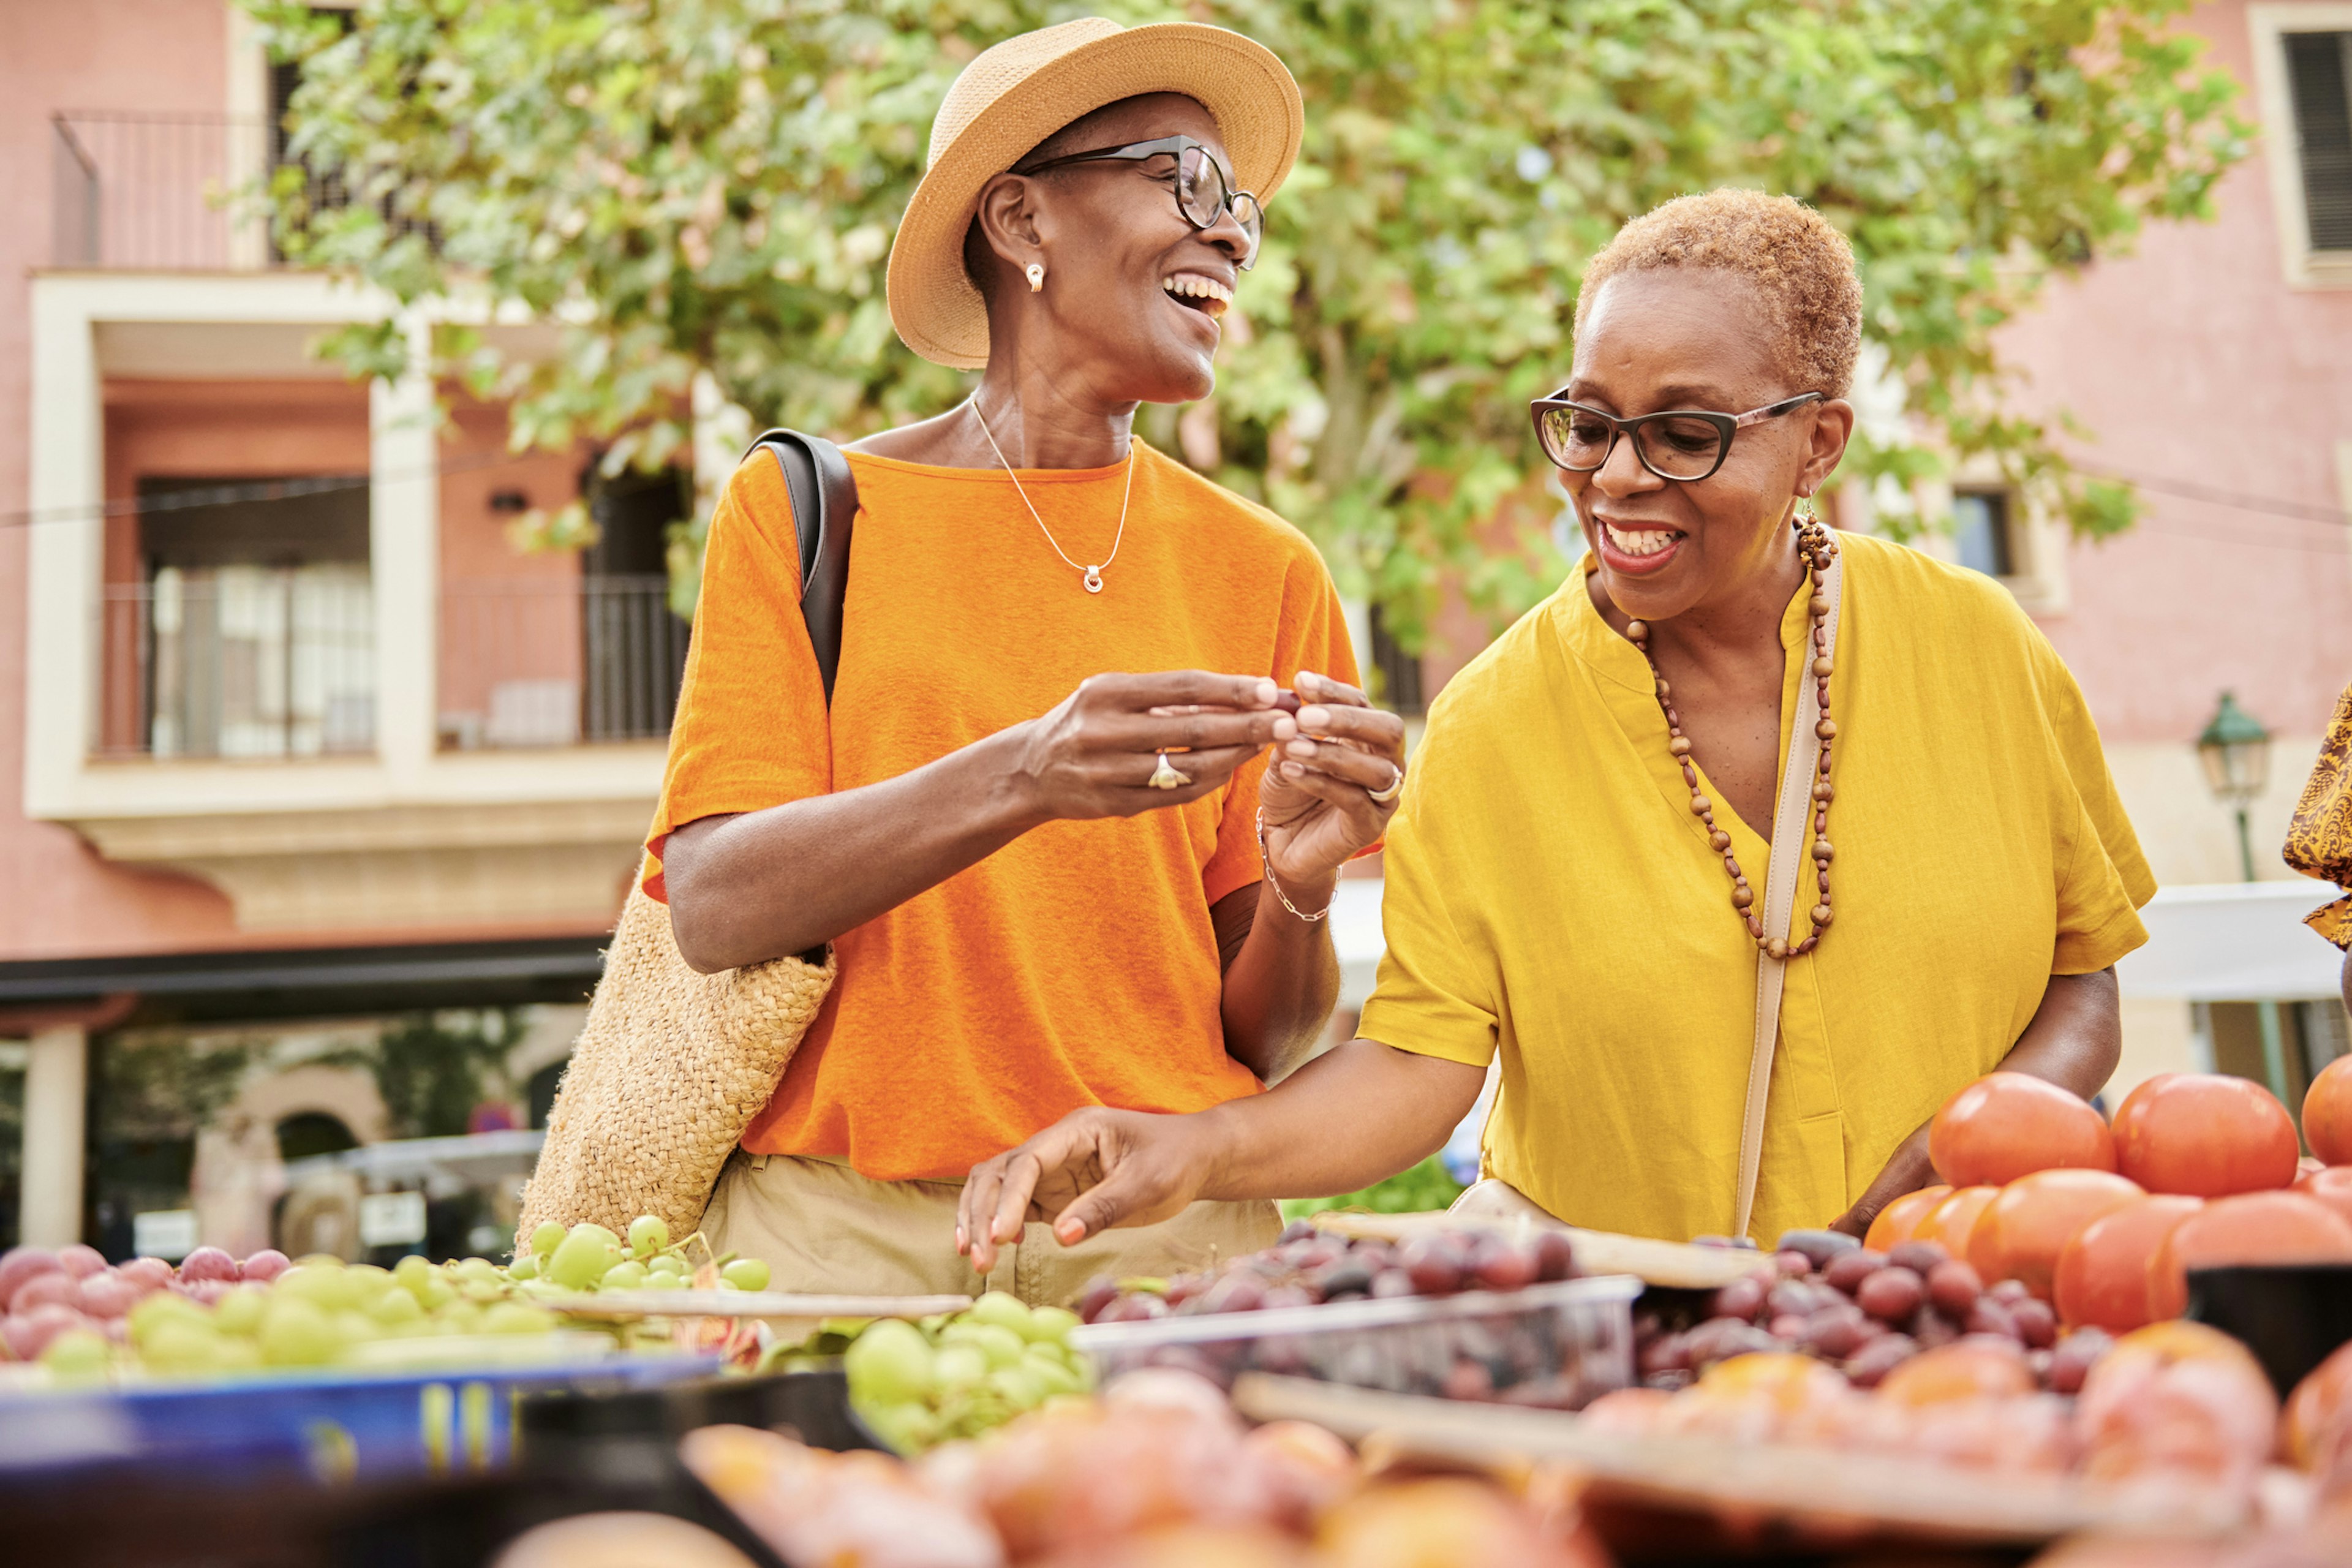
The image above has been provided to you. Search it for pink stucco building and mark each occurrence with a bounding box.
[1,1,2348,1250]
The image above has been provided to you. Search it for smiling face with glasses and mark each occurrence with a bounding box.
[1534,268,1855,629]
[959,93,1263,409]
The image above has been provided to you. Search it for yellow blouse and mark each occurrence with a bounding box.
[1362,533,2156,1245]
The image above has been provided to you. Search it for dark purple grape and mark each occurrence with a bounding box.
[1820,1249,1885,1296]
[1773,1250,1815,1278]
[1855,1267,1924,1324]
[1774,1229,1862,1269]
[1844,1333,1918,1388]
[1200,1274,1265,1314]
[2011,1297,2057,1349]
[1398,1235,1463,1295]
[1278,1219,1318,1245]
[1964,1298,2020,1341]
[1077,1278,1121,1323]
[1310,1259,1374,1299]
[1710,1275,1767,1322]
[1887,1240,1950,1276]
[1767,1313,1808,1341]
[1532,1231,1578,1282]
[1988,1278,2032,1306]
[1925,1259,1985,1317]
[1637,1332,1692,1376]
[1802,1303,1869,1359]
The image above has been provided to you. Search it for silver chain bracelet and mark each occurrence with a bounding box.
[1256,807,1335,923]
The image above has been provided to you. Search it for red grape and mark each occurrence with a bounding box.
[177,1246,238,1284]
[1964,1298,2021,1341]
[2045,1328,2111,1395]
[1925,1258,1985,1317]
[1711,1275,1768,1322]
[1774,1229,1862,1270]
[1077,1278,1121,1323]
[1803,1305,1869,1359]
[119,1257,176,1291]
[1845,1333,1919,1388]
[1773,1250,1815,1277]
[1855,1266,1926,1324]
[1820,1249,1885,1295]
[1262,1284,1316,1310]
[1887,1240,1950,1275]
[56,1245,107,1280]
[1444,1359,1496,1401]
[2011,1297,2057,1350]
[1397,1235,1463,1295]
[2,1303,91,1361]
[0,1249,61,1312]
[12,1273,80,1314]
[1466,1238,1538,1292]
[76,1273,136,1319]
[1532,1231,1578,1282]
[1768,1313,1809,1340]
[1988,1278,2032,1307]
[1200,1274,1265,1314]
[1369,1270,1417,1299]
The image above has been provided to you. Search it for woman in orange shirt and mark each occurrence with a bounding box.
[648,20,1404,1305]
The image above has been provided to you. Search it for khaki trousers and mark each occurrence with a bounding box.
[699,1150,1281,1310]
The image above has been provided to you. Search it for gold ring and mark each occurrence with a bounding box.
[1367,763,1405,804]
[1148,752,1193,790]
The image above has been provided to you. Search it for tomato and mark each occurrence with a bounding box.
[1967,1168,2145,1299]
[1875,1339,2035,1406]
[2304,1056,2352,1167]
[1929,1072,2116,1187]
[2146,1189,2352,1321]
[1911,1185,2001,1256]
[1863,1185,1953,1253]
[2111,1072,2300,1197]
[2053,1194,2202,1332]
[2294,1165,2352,1229]
[2075,1321,2278,1489]
[2284,1340,2352,1470]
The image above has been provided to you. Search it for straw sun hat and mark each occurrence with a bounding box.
[886,17,1305,370]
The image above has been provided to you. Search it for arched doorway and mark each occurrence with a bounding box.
[276,1110,358,1163]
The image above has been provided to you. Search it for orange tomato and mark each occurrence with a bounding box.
[2146,1189,2352,1321]
[1967,1168,2145,1299]
[1875,1340,2037,1406]
[1912,1185,2001,1256]
[1864,1185,1954,1253]
[2112,1072,2300,1197]
[2053,1193,2202,1332]
[2295,1165,2352,1229]
[2304,1057,2352,1167]
[1929,1072,2116,1186]
[2284,1340,2352,1471]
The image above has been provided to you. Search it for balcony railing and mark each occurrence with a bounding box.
[94,573,687,761]
[97,567,377,761]
[439,576,688,750]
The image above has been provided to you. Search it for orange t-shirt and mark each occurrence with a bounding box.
[644,441,1360,1181]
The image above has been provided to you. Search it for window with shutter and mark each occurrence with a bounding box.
[2287,30,2352,252]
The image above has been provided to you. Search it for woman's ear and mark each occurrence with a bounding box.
[1798,398,1857,497]
[973,173,1046,286]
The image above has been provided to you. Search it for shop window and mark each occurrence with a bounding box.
[2253,10,2352,287]
[1950,489,2016,579]
[276,1110,358,1164]
[1368,601,1426,716]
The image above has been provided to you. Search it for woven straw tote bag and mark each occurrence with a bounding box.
[517,432,857,1249]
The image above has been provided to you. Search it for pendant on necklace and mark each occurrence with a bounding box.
[1083,565,1104,594]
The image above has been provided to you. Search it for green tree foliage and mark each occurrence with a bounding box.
[251,0,2245,643]
[342,1010,527,1140]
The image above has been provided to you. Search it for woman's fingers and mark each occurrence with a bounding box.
[1295,702,1405,760]
[1080,671,1278,715]
[1294,670,1372,709]
[1274,739,1402,793]
[1091,707,1291,756]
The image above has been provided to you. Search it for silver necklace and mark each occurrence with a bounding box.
[968,398,1135,594]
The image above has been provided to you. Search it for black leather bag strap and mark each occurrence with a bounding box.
[743,428,857,706]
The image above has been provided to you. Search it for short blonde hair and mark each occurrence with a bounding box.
[1575,189,1862,399]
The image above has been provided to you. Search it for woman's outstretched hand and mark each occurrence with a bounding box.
[1010,671,1292,823]
[955,1106,1223,1274]
[1256,671,1408,885]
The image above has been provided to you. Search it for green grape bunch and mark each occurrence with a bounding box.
[844,1292,1091,1456]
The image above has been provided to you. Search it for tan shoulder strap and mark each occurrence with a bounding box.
[1733,546,1843,1242]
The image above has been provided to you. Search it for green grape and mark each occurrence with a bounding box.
[369,1287,425,1327]
[258,1298,340,1366]
[546,1230,619,1290]
[627,1215,669,1257]
[932,1344,988,1389]
[212,1284,269,1336]
[481,1301,557,1335]
[453,1257,504,1287]
[720,1259,769,1292]
[270,1264,348,1310]
[129,1291,207,1344]
[644,1253,685,1277]
[960,1324,1027,1371]
[394,1253,435,1283]
[965,1291,1033,1336]
[641,1271,685,1292]
[859,1400,939,1457]
[845,1319,935,1404]
[1027,1354,1082,1398]
[212,1337,264,1373]
[986,1364,1048,1410]
[506,1253,540,1282]
[529,1221,567,1258]
[600,1260,648,1291]
[42,1329,111,1380]
[1026,1305,1080,1342]
[435,1298,483,1333]
[407,1273,456,1311]
[335,1311,383,1348]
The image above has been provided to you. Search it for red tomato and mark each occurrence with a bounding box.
[2146,1190,2352,1321]
[2295,1165,2352,1230]
[1863,1185,1953,1253]
[1875,1339,2035,1406]
[2304,1057,2352,1167]
[2112,1073,2300,1197]
[1929,1073,2115,1186]
[2053,1194,2203,1332]
[1967,1168,2146,1299]
[1912,1185,2001,1256]
[2285,1340,2352,1471]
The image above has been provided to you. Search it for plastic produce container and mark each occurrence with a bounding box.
[0,1345,722,1488]
[1071,1274,1642,1406]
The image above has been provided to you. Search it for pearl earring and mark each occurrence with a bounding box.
[1025,262,1045,293]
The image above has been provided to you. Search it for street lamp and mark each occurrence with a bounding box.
[2197,690,2287,1104]
[2197,690,2273,881]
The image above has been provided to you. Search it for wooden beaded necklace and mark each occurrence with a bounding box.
[1624,511,1840,960]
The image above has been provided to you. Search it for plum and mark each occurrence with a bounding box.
[0,1248,62,1313]
[56,1245,107,1279]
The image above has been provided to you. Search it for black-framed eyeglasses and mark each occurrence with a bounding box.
[1012,135,1264,271]
[1529,389,1824,483]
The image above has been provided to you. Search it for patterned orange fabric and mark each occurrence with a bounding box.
[2286,683,2352,949]
[644,442,1360,1181]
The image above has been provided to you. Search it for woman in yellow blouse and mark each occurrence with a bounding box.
[951,189,2157,1258]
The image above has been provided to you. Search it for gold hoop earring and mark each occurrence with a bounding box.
[1025,262,1045,293]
